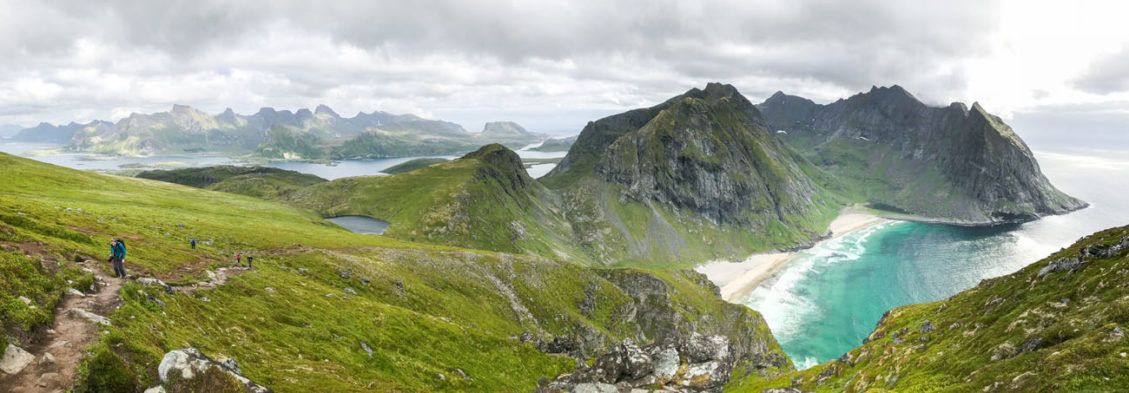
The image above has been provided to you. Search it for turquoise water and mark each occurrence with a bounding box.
[747,150,1129,368]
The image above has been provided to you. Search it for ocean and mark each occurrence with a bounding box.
[745,150,1129,368]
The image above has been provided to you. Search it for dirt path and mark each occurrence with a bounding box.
[0,260,123,393]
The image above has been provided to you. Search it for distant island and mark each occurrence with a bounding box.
[9,105,559,160]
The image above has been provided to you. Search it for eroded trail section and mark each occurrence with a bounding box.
[0,260,123,393]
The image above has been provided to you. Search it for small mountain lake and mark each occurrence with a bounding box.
[326,216,390,235]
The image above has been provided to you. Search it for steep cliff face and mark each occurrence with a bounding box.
[742,225,1129,392]
[758,86,1086,224]
[543,83,837,264]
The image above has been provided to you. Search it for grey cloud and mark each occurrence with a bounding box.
[1075,47,1129,94]
[0,0,1005,130]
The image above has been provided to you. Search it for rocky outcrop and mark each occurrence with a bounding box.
[758,86,1086,224]
[539,270,791,392]
[147,348,271,393]
[540,336,735,392]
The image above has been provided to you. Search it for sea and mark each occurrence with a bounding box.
[745,148,1129,368]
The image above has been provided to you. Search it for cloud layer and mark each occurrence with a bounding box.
[0,0,1126,135]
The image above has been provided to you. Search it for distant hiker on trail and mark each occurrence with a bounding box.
[108,238,127,278]
[234,251,242,267]
[190,238,197,249]
[246,255,254,269]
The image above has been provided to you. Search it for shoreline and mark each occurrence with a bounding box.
[695,209,892,303]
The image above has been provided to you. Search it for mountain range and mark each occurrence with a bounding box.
[11,105,548,159]
[139,83,1084,267]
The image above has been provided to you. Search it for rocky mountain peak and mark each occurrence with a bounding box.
[314,104,338,117]
[461,143,532,190]
[481,121,529,136]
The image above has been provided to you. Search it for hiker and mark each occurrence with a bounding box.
[246,255,254,269]
[108,238,127,278]
[234,251,242,267]
[190,238,197,249]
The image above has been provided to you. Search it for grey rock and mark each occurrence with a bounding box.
[68,308,111,326]
[1,344,35,374]
[158,348,272,393]
[572,383,619,393]
[36,372,63,388]
[360,341,373,357]
[684,333,729,363]
[344,287,357,295]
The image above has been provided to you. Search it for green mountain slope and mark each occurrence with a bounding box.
[0,151,790,392]
[741,225,1129,392]
[543,83,839,265]
[280,144,582,259]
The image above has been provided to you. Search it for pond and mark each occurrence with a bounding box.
[326,216,390,235]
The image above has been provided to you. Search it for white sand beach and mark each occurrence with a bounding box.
[695,210,890,303]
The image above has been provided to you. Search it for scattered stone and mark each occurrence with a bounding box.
[17,296,31,305]
[338,269,352,279]
[35,372,64,388]
[68,308,111,326]
[360,341,374,357]
[1111,327,1125,341]
[297,268,309,274]
[344,287,357,295]
[920,320,935,333]
[39,352,57,369]
[139,277,174,293]
[684,333,729,363]
[264,287,276,293]
[454,368,470,381]
[143,386,168,393]
[65,288,86,297]
[1,344,35,374]
[519,331,535,343]
[436,373,446,382]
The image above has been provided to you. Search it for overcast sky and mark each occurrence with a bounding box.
[2,0,1128,140]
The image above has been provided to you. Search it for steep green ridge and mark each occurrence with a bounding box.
[758,86,1086,224]
[380,158,450,174]
[0,152,790,391]
[281,144,582,258]
[543,83,839,264]
[740,225,1129,392]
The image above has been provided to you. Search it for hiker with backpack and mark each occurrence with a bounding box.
[108,238,128,278]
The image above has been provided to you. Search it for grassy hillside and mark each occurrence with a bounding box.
[0,152,789,391]
[739,225,1129,392]
[281,144,584,260]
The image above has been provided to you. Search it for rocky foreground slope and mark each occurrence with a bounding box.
[758,86,1086,224]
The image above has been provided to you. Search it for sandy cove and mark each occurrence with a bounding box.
[695,210,891,303]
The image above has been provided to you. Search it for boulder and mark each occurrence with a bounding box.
[156,348,271,393]
[68,308,111,326]
[1,344,35,374]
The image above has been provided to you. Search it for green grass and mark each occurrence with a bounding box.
[0,151,789,392]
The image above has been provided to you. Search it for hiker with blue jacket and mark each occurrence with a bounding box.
[108,238,128,278]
